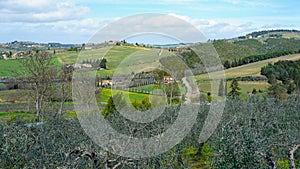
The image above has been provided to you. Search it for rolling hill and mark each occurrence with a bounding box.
[1,29,300,97]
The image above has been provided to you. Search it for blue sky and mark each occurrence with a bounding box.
[0,0,299,44]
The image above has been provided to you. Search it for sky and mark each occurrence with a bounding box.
[0,0,299,44]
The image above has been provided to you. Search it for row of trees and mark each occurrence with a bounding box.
[223,49,300,69]
[246,29,300,38]
[81,58,107,69]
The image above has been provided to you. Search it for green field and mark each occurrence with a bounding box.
[57,46,155,77]
[97,88,150,104]
[0,57,61,77]
[59,46,176,77]
[0,59,22,76]
[57,46,146,64]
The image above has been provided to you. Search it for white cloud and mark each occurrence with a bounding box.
[222,0,275,7]
[50,18,109,33]
[1,8,299,44]
[0,17,113,43]
[166,13,262,39]
[0,0,89,23]
[170,13,298,39]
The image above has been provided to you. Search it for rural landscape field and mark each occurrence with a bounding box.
[1,29,299,168]
[1,0,300,168]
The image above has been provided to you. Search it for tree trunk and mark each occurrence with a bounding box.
[289,144,299,169]
[59,84,65,115]
[39,92,44,118]
[177,154,184,166]
[268,155,278,169]
[59,100,64,115]
[196,142,205,157]
[35,88,40,120]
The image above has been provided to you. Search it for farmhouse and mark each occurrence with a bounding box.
[13,52,24,58]
[72,63,93,69]
[100,79,113,86]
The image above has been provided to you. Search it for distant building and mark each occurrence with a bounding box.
[12,52,24,58]
[48,43,61,47]
[72,63,93,69]
[1,53,8,59]
[84,46,92,50]
[247,35,253,39]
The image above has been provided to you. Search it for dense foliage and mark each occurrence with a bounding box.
[213,95,300,168]
[261,59,300,96]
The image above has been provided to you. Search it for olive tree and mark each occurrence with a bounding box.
[212,95,300,168]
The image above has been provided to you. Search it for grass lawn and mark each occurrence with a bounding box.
[97,88,150,104]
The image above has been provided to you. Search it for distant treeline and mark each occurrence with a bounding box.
[246,29,300,38]
[261,59,300,94]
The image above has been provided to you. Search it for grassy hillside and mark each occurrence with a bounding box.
[196,54,300,94]
[213,31,300,62]
[196,53,300,81]
[213,40,258,61]
[57,46,161,77]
